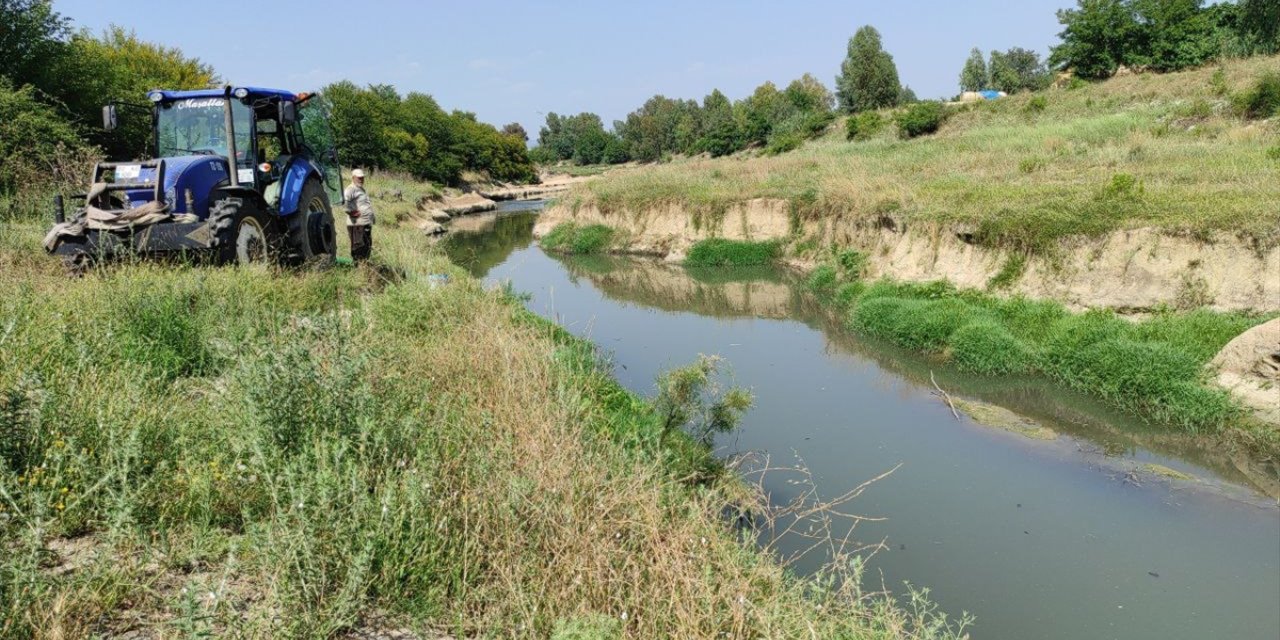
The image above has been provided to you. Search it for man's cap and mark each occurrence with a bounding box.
[352,169,365,178]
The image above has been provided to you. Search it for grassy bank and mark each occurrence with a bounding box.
[540,222,617,254]
[564,56,1280,254]
[684,239,781,267]
[805,251,1277,448]
[0,222,964,637]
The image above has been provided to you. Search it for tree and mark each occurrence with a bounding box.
[739,81,785,145]
[783,73,835,113]
[59,27,218,159]
[698,89,741,157]
[619,95,690,162]
[1049,0,1142,79]
[324,80,394,170]
[501,122,528,143]
[0,0,69,89]
[835,26,901,113]
[1237,0,1280,54]
[899,85,919,104]
[959,48,988,92]
[1132,0,1219,72]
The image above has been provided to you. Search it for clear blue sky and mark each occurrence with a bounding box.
[53,0,1073,139]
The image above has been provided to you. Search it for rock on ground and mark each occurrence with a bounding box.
[1211,318,1280,426]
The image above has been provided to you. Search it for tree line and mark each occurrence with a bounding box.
[321,82,534,186]
[0,0,534,219]
[533,0,1278,167]
[1049,0,1277,80]
[533,73,846,166]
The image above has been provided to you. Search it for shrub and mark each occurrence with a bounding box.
[684,238,780,267]
[836,249,868,278]
[1234,72,1280,120]
[0,80,98,220]
[1209,67,1229,96]
[1268,145,1280,161]
[834,282,865,308]
[1025,96,1048,113]
[895,102,948,139]
[541,223,616,254]
[845,111,884,141]
[807,264,838,292]
[949,320,1032,375]
[1018,157,1046,174]
[764,131,804,155]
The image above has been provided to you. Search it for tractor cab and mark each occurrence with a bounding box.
[46,86,343,267]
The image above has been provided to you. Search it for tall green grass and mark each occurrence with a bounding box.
[683,238,780,267]
[541,222,616,254]
[834,275,1270,433]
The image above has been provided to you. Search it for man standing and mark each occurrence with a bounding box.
[344,169,376,262]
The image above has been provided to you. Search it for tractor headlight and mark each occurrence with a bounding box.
[232,87,249,99]
[147,91,164,103]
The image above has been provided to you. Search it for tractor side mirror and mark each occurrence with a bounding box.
[102,104,118,132]
[279,101,297,124]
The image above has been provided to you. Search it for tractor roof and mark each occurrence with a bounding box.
[151,87,299,102]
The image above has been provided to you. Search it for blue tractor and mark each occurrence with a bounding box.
[45,86,343,267]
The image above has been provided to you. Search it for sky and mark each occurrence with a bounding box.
[54,0,1073,141]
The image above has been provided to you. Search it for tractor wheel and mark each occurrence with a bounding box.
[286,179,336,266]
[210,199,272,265]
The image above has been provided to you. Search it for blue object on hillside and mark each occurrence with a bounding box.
[979,90,1002,100]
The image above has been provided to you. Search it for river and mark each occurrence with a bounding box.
[443,204,1280,640]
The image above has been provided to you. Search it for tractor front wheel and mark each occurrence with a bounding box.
[286,179,336,266]
[210,199,273,265]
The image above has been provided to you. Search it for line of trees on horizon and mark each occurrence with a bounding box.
[532,0,1278,168]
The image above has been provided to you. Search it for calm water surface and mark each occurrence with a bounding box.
[445,206,1280,640]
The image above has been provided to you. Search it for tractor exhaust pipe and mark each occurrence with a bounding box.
[54,194,65,224]
[223,86,239,187]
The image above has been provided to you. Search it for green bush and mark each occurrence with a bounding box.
[764,131,804,155]
[684,238,780,267]
[1025,96,1048,113]
[1267,145,1280,161]
[541,223,616,254]
[895,102,948,139]
[1234,72,1280,120]
[949,320,1032,375]
[0,80,97,220]
[836,249,867,278]
[845,111,885,141]
[834,282,865,308]
[807,264,838,292]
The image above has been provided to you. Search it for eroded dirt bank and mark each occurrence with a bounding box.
[534,200,1280,313]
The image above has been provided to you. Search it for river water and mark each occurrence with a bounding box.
[443,204,1280,640]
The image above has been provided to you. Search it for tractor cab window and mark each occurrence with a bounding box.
[156,98,253,171]
[297,95,342,205]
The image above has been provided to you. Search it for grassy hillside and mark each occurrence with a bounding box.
[0,222,964,637]
[566,56,1280,254]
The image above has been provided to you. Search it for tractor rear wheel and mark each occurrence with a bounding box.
[286,179,336,266]
[210,199,273,265]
